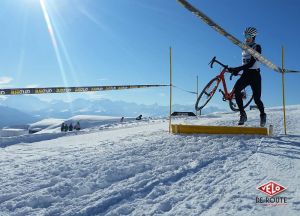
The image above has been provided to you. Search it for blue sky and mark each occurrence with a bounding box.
[0,0,299,109]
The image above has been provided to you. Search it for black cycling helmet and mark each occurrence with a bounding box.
[244,27,257,37]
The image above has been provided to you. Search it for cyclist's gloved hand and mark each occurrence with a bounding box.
[228,67,240,76]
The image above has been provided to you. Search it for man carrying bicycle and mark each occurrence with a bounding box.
[228,27,267,126]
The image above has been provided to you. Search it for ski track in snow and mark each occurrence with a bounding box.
[0,106,300,215]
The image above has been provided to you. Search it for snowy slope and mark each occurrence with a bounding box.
[0,115,143,148]
[0,106,300,215]
[27,115,137,134]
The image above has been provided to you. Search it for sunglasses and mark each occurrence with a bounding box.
[244,34,253,39]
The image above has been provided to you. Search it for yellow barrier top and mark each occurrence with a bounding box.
[171,124,269,136]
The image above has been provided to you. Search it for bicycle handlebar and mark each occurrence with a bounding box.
[209,56,228,69]
[209,56,240,81]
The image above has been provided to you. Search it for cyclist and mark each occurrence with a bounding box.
[228,27,267,126]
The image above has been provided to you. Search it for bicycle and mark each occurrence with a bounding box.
[195,57,253,112]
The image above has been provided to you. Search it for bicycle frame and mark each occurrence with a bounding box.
[208,56,240,101]
[195,56,253,112]
[215,68,235,101]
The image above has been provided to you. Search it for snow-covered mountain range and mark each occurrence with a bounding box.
[0,96,226,127]
[0,105,39,128]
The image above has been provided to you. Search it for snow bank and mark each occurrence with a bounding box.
[0,115,160,147]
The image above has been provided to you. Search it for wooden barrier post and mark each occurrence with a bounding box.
[196,75,199,116]
[282,46,287,135]
[169,47,173,133]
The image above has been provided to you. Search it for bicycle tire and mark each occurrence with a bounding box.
[229,85,253,111]
[195,77,220,111]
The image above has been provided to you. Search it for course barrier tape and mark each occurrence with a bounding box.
[173,85,197,95]
[177,0,300,74]
[0,84,169,95]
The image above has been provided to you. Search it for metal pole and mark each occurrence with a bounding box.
[169,47,173,133]
[196,75,199,116]
[281,46,287,135]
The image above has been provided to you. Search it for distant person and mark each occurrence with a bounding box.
[64,124,68,132]
[120,117,124,122]
[61,123,65,132]
[74,121,81,131]
[69,123,73,131]
[136,115,142,120]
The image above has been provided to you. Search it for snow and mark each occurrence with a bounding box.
[27,115,135,134]
[0,106,300,215]
[0,129,28,137]
[0,115,147,148]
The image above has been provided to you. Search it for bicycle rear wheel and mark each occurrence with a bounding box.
[195,77,220,111]
[229,85,253,111]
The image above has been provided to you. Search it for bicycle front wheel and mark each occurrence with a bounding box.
[195,77,220,111]
[229,85,253,111]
